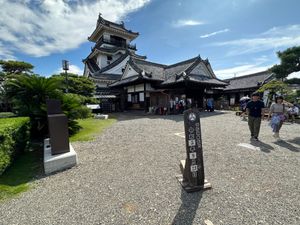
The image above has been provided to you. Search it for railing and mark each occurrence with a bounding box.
[95,37,136,50]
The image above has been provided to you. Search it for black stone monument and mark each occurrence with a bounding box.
[177,108,212,192]
[46,99,70,155]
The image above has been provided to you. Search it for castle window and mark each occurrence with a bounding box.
[107,55,112,61]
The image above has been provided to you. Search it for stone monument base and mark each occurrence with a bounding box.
[44,138,78,175]
[176,160,212,192]
[94,114,108,119]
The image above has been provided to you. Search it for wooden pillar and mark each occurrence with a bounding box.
[144,82,147,112]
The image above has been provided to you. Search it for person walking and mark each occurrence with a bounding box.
[246,92,265,141]
[267,96,287,140]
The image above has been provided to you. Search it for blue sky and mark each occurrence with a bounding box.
[1,0,300,79]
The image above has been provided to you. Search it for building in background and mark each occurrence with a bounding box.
[83,14,228,113]
[223,71,274,107]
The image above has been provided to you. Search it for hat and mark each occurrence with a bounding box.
[252,92,259,97]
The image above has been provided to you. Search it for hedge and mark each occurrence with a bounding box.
[0,117,30,175]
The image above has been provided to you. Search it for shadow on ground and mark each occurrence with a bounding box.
[172,189,202,225]
[274,140,300,152]
[250,140,274,153]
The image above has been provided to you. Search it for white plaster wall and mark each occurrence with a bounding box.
[83,65,90,77]
[96,55,108,69]
[104,55,130,75]
[122,64,138,79]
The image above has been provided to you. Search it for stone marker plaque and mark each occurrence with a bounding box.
[46,99,70,155]
[46,99,63,115]
[177,108,211,192]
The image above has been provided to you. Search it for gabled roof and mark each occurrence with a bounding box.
[129,58,166,81]
[164,56,199,78]
[161,73,227,87]
[110,55,227,88]
[160,56,227,87]
[93,52,130,75]
[88,14,139,42]
[223,71,273,91]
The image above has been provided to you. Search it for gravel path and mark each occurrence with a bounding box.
[0,111,299,225]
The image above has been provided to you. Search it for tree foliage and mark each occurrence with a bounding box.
[51,73,95,98]
[5,74,61,136]
[0,60,34,74]
[258,80,289,104]
[270,46,300,80]
[5,74,91,137]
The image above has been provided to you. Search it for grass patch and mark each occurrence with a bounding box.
[70,117,116,142]
[0,145,42,202]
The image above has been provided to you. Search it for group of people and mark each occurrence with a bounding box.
[245,92,299,141]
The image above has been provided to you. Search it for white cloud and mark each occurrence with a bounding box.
[214,24,300,56]
[200,28,229,38]
[0,43,16,60]
[0,0,150,58]
[173,19,205,27]
[215,63,273,79]
[55,64,84,75]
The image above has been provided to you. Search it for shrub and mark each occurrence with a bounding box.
[0,117,30,175]
[0,112,16,118]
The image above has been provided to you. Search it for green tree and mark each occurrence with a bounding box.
[51,73,95,98]
[5,74,61,136]
[258,80,289,105]
[0,60,34,75]
[270,46,300,80]
[5,74,91,137]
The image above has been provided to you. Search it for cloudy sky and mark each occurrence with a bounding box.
[0,0,300,79]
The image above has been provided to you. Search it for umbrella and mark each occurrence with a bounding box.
[240,96,250,101]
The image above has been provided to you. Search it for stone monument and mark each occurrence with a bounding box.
[43,99,78,175]
[176,108,212,192]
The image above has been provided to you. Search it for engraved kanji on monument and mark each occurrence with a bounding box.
[176,108,212,192]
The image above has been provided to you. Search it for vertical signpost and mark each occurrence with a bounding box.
[177,108,212,192]
[62,60,69,93]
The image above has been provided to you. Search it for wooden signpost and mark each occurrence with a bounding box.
[177,108,212,192]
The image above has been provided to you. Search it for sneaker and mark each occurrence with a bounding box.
[254,137,259,141]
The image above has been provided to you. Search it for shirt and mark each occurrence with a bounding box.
[246,100,265,117]
[270,103,286,114]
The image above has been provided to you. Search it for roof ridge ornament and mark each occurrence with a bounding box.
[97,13,103,26]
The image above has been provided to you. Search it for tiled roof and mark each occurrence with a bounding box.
[130,58,166,81]
[91,73,121,81]
[164,56,199,78]
[161,74,227,86]
[97,15,139,36]
[86,59,100,73]
[223,71,273,91]
[110,75,140,87]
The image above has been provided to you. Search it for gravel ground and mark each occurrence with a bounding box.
[0,111,299,225]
